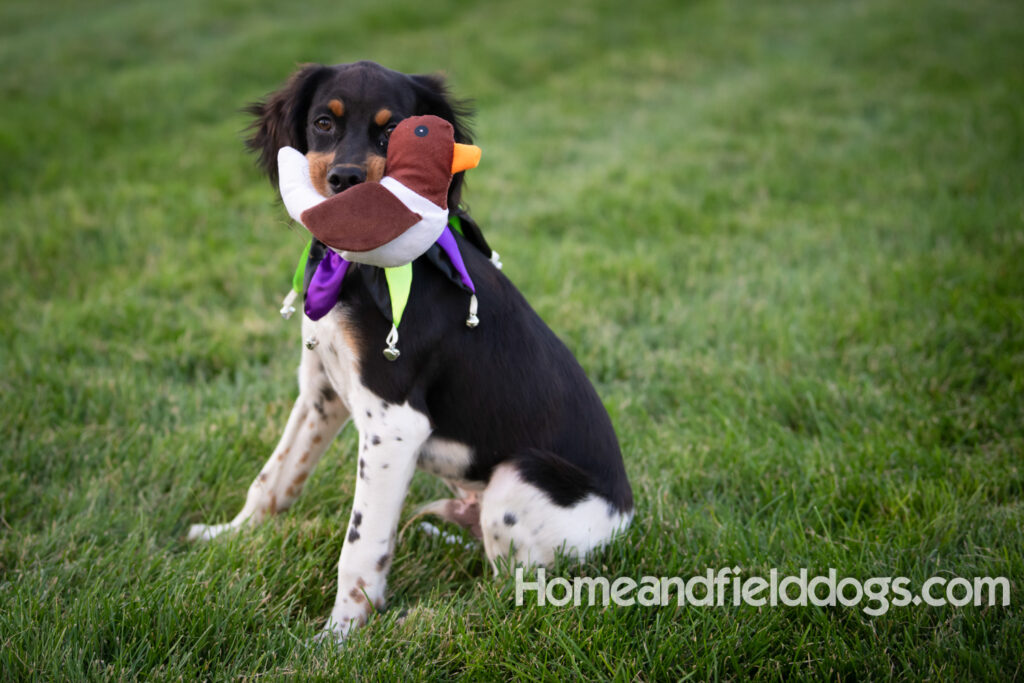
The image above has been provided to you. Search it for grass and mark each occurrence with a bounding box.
[1,0,1022,679]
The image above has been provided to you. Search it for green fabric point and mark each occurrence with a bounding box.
[449,214,463,236]
[377,217,463,327]
[385,263,413,327]
[292,239,312,294]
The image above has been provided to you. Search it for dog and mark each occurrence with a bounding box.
[188,60,633,640]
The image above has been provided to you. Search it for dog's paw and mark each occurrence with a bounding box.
[309,628,347,649]
[313,614,361,646]
[187,522,234,542]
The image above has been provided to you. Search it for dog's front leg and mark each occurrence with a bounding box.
[188,340,350,541]
[321,400,431,640]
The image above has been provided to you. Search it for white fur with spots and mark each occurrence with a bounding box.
[323,376,431,638]
[479,462,633,571]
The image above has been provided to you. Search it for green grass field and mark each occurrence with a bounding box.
[2,0,1022,679]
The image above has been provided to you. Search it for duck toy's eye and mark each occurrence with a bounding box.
[414,125,429,137]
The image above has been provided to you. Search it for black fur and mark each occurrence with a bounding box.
[337,232,633,512]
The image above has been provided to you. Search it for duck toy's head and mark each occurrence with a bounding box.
[380,115,481,211]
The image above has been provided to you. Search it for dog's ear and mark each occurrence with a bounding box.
[246,64,330,186]
[410,73,474,144]
[410,73,475,210]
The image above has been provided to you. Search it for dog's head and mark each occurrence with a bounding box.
[246,60,473,210]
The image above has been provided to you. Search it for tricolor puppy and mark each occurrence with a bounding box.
[188,61,633,640]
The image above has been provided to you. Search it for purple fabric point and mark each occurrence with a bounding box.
[436,225,476,293]
[305,250,350,320]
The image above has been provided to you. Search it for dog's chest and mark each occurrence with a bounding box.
[307,309,476,483]
[306,309,362,403]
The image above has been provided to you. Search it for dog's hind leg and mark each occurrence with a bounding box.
[479,456,633,572]
[188,340,350,541]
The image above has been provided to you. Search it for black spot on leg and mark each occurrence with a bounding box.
[503,512,518,526]
[320,385,337,403]
[396,436,402,442]
[493,533,500,541]
[380,401,388,411]
[371,435,381,446]
[348,527,361,542]
[359,458,367,480]
[353,511,362,527]
[366,410,372,418]
[376,553,391,570]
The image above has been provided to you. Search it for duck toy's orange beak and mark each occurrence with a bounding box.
[451,143,482,174]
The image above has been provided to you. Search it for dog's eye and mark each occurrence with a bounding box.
[378,124,397,151]
[314,116,333,132]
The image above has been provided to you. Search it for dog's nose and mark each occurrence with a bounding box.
[327,165,366,194]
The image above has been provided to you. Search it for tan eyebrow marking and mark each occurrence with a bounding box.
[374,108,392,127]
[328,99,345,117]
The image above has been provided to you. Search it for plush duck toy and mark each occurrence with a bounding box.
[276,115,485,360]
[279,115,481,267]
